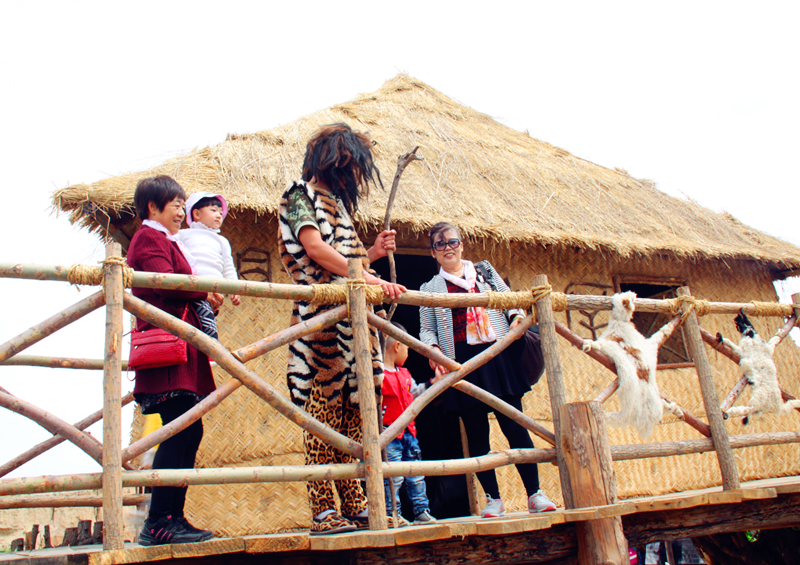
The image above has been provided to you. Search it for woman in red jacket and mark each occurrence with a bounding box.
[127,175,219,546]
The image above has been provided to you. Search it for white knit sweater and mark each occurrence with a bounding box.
[175,222,238,280]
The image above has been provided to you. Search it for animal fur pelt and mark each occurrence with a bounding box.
[583,292,678,440]
[718,310,800,424]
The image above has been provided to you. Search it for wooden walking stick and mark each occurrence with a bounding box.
[383,146,423,321]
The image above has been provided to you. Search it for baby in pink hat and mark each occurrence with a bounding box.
[175,192,240,339]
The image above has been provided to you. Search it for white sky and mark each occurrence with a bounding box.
[1,1,798,478]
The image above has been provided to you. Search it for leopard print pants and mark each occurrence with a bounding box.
[304,384,368,517]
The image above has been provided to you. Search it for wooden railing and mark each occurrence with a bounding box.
[1,243,799,560]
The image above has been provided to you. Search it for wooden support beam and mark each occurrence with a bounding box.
[348,258,387,530]
[0,390,105,465]
[0,291,105,363]
[533,274,573,508]
[101,242,124,550]
[379,318,530,447]
[123,293,364,459]
[0,393,134,478]
[560,402,627,564]
[88,209,131,251]
[677,286,739,490]
[122,305,348,463]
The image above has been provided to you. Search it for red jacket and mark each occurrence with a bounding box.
[382,366,417,439]
[126,225,215,397]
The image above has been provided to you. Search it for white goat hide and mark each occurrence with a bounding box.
[583,292,674,440]
[721,332,800,423]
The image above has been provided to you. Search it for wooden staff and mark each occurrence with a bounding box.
[123,293,364,459]
[382,146,422,320]
[122,305,349,463]
[101,243,124,550]
[348,259,387,530]
[677,287,739,490]
[0,393,134,479]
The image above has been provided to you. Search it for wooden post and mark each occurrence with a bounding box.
[347,259,387,530]
[101,242,124,550]
[532,274,574,507]
[560,402,627,564]
[459,417,480,516]
[677,287,739,490]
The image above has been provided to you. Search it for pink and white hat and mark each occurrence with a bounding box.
[185,192,228,223]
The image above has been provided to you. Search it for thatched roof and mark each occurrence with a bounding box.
[52,74,800,275]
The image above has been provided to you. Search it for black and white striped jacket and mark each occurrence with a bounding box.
[419,261,524,360]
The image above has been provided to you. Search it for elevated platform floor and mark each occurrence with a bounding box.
[4,476,800,565]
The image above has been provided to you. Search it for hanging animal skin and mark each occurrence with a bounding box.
[717,310,800,424]
[583,292,678,440]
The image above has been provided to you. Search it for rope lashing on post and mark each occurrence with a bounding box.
[67,257,134,289]
[310,281,386,307]
[749,301,795,317]
[484,285,564,312]
[667,295,712,324]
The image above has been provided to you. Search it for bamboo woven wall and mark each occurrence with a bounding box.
[129,213,800,535]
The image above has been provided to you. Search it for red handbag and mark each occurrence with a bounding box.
[128,307,189,371]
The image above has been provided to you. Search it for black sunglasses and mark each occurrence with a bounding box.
[432,238,461,251]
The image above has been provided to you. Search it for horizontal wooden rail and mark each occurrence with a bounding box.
[0,493,149,509]
[4,429,799,497]
[0,355,127,370]
[2,262,796,315]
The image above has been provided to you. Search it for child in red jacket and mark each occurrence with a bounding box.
[382,322,441,524]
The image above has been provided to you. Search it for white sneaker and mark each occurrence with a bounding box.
[480,494,505,518]
[528,490,557,513]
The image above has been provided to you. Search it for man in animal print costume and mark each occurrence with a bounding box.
[278,123,406,535]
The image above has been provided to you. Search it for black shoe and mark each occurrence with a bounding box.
[139,515,208,546]
[176,516,214,541]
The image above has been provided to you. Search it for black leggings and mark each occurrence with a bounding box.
[148,395,204,521]
[458,395,540,499]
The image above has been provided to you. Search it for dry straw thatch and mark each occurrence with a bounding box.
[52,74,800,273]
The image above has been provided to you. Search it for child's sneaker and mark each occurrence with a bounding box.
[480,494,505,518]
[310,512,357,535]
[528,490,557,513]
[138,515,208,546]
[413,511,437,524]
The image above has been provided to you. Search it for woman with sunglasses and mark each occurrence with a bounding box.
[419,221,557,518]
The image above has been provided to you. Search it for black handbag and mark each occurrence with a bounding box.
[475,262,545,386]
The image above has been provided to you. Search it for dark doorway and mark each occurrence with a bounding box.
[372,253,473,519]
